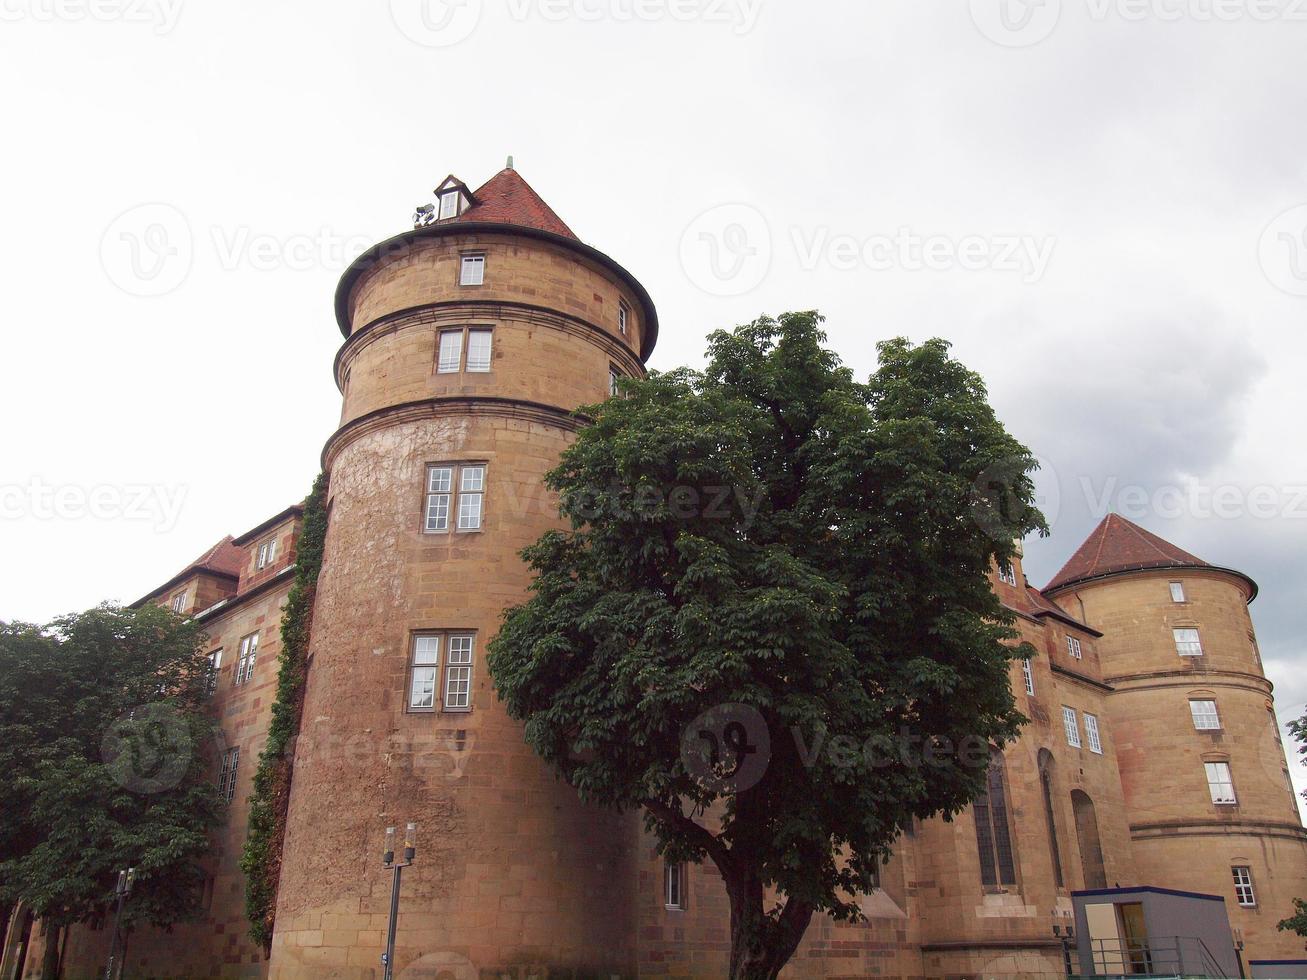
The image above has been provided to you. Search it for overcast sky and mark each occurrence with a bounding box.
[1,0,1303,813]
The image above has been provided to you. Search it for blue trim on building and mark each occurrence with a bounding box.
[1071,885,1224,903]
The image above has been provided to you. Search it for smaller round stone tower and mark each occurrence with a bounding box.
[1044,514,1307,961]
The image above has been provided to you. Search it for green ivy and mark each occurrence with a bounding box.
[240,473,328,950]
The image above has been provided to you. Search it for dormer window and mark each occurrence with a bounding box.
[170,591,187,614]
[256,537,278,570]
[431,175,474,223]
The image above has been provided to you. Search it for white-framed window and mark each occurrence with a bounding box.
[407,632,475,712]
[206,649,223,696]
[459,253,485,286]
[457,465,485,530]
[1170,581,1186,603]
[256,537,278,570]
[1174,628,1203,657]
[444,634,474,710]
[1021,658,1035,696]
[1062,706,1081,748]
[1205,761,1237,804]
[1232,866,1256,907]
[218,746,239,804]
[424,463,486,533]
[171,591,187,614]
[439,191,460,219]
[465,328,492,372]
[437,327,493,373]
[609,366,621,398]
[407,634,440,712]
[997,562,1018,586]
[437,330,463,373]
[234,633,259,686]
[618,301,629,336]
[1190,699,1221,730]
[1066,636,1083,660]
[664,861,685,910]
[1084,713,1103,754]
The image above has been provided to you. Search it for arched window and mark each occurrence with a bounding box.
[1072,790,1107,889]
[1039,749,1065,889]
[974,753,1018,889]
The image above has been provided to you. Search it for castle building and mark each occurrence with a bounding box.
[4,166,1305,980]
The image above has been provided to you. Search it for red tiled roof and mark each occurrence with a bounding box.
[1043,514,1209,593]
[1003,581,1101,636]
[450,168,578,240]
[177,536,247,581]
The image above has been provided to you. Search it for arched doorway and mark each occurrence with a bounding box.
[1072,789,1107,889]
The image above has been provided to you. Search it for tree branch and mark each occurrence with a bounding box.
[640,797,735,876]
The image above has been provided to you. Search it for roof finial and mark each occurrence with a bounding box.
[505,155,514,171]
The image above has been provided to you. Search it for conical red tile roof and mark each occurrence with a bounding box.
[450,168,578,240]
[1044,514,1211,593]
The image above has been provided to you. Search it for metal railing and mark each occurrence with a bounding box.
[1069,935,1229,979]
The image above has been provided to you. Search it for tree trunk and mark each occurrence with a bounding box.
[724,873,815,980]
[39,923,60,980]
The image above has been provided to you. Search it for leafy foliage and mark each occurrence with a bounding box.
[1279,711,1307,937]
[240,473,328,949]
[0,604,221,933]
[488,312,1046,978]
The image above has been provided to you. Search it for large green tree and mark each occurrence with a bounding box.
[1279,711,1307,938]
[488,312,1046,979]
[0,604,222,976]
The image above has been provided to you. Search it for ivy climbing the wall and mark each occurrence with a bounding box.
[240,473,328,950]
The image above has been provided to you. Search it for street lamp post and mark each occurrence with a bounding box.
[381,822,416,980]
[103,867,136,980]
[1052,909,1076,979]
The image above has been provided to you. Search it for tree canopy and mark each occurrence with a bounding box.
[0,603,222,958]
[488,312,1046,979]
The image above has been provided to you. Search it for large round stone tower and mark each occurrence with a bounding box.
[268,166,657,978]
[1044,514,1307,962]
